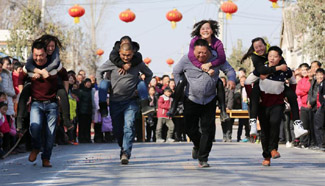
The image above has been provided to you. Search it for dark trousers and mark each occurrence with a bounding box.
[221,119,233,139]
[78,114,92,143]
[2,133,15,152]
[314,105,325,148]
[184,97,217,162]
[300,107,316,146]
[250,84,299,121]
[258,104,284,158]
[173,117,186,141]
[146,114,157,142]
[237,119,249,141]
[17,84,70,128]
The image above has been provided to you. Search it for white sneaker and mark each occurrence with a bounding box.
[293,120,308,138]
[156,139,165,143]
[166,138,175,143]
[249,119,257,136]
[286,141,293,148]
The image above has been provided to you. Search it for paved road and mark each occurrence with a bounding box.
[1,124,325,186]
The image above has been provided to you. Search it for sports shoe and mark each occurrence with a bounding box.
[271,149,281,159]
[255,139,260,144]
[249,119,257,136]
[198,161,210,168]
[293,120,308,138]
[262,158,271,166]
[192,147,198,159]
[166,138,175,143]
[120,153,129,165]
[156,139,165,143]
[286,141,293,148]
[241,138,249,142]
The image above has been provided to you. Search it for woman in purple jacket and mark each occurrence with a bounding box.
[169,20,230,122]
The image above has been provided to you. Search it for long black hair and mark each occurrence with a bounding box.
[36,34,62,49]
[241,37,267,63]
[191,19,220,38]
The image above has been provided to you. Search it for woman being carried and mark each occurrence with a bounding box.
[169,20,232,122]
[241,37,307,139]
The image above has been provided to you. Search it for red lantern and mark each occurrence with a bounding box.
[269,0,279,8]
[143,57,151,65]
[96,49,104,56]
[166,58,174,67]
[119,9,136,23]
[220,0,238,20]
[68,4,85,24]
[166,9,182,29]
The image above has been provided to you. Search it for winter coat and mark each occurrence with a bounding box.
[308,78,321,112]
[157,95,172,118]
[77,86,93,115]
[0,69,16,115]
[0,113,16,136]
[296,76,311,109]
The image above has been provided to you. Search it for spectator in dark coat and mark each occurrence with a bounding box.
[77,78,93,143]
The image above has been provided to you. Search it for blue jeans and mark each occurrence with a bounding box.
[110,99,139,158]
[29,101,58,160]
[99,80,148,103]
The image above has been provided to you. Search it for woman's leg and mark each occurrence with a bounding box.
[168,75,187,117]
[283,86,308,138]
[57,88,73,129]
[137,81,155,115]
[249,82,260,136]
[217,78,229,122]
[98,80,111,117]
[17,83,31,130]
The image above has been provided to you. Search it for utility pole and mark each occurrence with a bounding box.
[41,0,46,30]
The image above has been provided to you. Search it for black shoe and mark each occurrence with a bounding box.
[198,161,210,168]
[99,102,108,117]
[192,147,198,159]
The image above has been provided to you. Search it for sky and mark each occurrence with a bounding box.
[51,0,283,76]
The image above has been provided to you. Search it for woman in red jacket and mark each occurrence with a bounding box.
[295,63,312,148]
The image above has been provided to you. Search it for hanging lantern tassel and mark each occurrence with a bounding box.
[74,17,80,24]
[226,13,232,20]
[272,2,279,8]
[171,21,176,29]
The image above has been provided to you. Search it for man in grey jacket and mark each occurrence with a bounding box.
[173,39,236,168]
[96,43,153,165]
